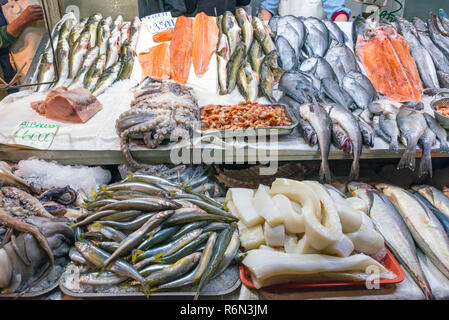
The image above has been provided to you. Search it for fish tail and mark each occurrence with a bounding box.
[420,283,434,300]
[319,159,332,184]
[397,146,416,170]
[389,139,399,152]
[348,159,360,181]
[440,141,449,153]
[418,152,433,179]
[142,281,151,299]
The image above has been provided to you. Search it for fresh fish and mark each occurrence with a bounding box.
[377,184,449,280]
[118,42,134,81]
[352,15,366,51]
[352,186,433,300]
[320,77,354,110]
[106,31,121,69]
[92,61,122,96]
[212,229,240,279]
[130,17,141,51]
[235,8,253,54]
[298,101,333,183]
[237,61,259,101]
[331,122,352,153]
[276,21,302,61]
[171,221,209,240]
[417,127,436,178]
[120,22,131,46]
[379,113,400,152]
[97,241,120,254]
[324,43,360,84]
[413,17,449,73]
[268,15,281,34]
[412,185,449,219]
[303,18,329,57]
[99,226,127,243]
[58,18,75,40]
[97,19,112,55]
[165,208,236,225]
[323,103,362,180]
[276,36,297,71]
[136,225,181,251]
[79,272,127,285]
[428,14,449,57]
[368,101,399,117]
[52,38,71,87]
[112,15,123,33]
[253,16,275,54]
[100,197,180,214]
[69,46,100,89]
[35,49,55,92]
[440,15,449,32]
[99,212,156,231]
[69,31,90,79]
[157,232,210,265]
[222,11,241,56]
[248,38,264,75]
[84,20,99,48]
[260,34,276,55]
[299,57,336,81]
[84,54,106,91]
[396,16,439,89]
[324,20,347,44]
[139,264,168,277]
[423,113,449,153]
[437,71,449,89]
[354,114,375,148]
[412,191,449,236]
[279,70,317,104]
[105,182,167,197]
[226,43,245,93]
[278,16,306,53]
[396,106,427,171]
[68,24,84,48]
[341,71,376,109]
[86,13,103,26]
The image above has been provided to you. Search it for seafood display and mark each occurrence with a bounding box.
[30,87,103,123]
[201,102,293,130]
[67,172,239,298]
[34,13,141,96]
[116,79,199,169]
[138,43,170,81]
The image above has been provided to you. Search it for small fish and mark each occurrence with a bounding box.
[235,8,253,54]
[237,61,259,101]
[217,33,230,95]
[106,31,121,69]
[69,46,100,89]
[91,61,122,96]
[84,54,107,91]
[222,11,241,56]
[69,31,90,78]
[248,39,265,75]
[226,43,245,93]
[54,38,70,87]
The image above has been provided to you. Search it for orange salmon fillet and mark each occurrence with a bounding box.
[192,12,219,77]
[138,43,170,81]
[170,16,193,84]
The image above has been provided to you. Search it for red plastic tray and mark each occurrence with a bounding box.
[239,248,405,290]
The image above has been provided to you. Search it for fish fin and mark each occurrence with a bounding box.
[126,172,134,179]
[319,161,332,184]
[397,147,416,170]
[440,141,449,153]
[154,253,163,263]
[389,140,399,152]
[418,155,433,179]
[91,190,97,200]
[142,282,151,299]
[100,185,107,193]
[132,249,144,264]
[348,160,360,182]
[150,287,158,293]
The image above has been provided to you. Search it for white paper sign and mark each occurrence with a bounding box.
[8,120,59,150]
[144,12,175,34]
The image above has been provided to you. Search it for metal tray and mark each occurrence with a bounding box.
[196,103,298,138]
[59,262,241,298]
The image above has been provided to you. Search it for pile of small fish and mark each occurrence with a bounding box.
[217,9,282,101]
[349,182,449,300]
[70,172,240,298]
[34,13,140,96]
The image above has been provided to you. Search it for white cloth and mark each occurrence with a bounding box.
[279,0,327,19]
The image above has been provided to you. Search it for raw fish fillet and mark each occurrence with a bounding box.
[153,29,174,42]
[31,87,102,123]
[356,26,423,102]
[138,43,170,81]
[169,16,193,84]
[192,12,219,77]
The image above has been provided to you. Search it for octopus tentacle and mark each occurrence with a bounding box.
[11,234,31,266]
[37,186,78,205]
[0,228,12,249]
[1,187,54,219]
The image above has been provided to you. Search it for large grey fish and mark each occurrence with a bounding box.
[54,38,71,87]
[268,15,281,34]
[372,115,394,144]
[69,46,100,89]
[413,17,449,73]
[437,71,449,89]
[354,114,375,148]
[423,113,449,153]
[351,185,433,300]
[323,103,362,180]
[279,70,318,104]
[428,13,449,57]
[237,61,259,101]
[298,101,333,183]
[341,71,376,109]
[303,18,329,57]
[277,19,302,61]
[260,50,285,103]
[222,11,241,56]
[379,113,400,152]
[276,35,297,71]
[226,43,245,93]
[396,106,427,171]
[412,185,449,219]
[417,127,436,178]
[324,43,360,84]
[277,16,306,54]
[352,15,366,51]
[368,100,399,117]
[217,34,230,95]
[248,36,264,75]
[299,57,336,81]
[92,61,122,96]
[324,20,347,44]
[235,8,253,54]
[320,77,354,110]
[396,16,439,89]
[106,31,121,69]
[69,31,90,79]
[85,54,107,91]
[378,184,449,281]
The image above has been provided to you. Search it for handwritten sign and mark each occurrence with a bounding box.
[8,121,59,150]
[145,12,175,34]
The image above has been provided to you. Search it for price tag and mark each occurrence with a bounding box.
[144,12,175,34]
[8,121,59,150]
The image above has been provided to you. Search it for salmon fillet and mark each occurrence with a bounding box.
[153,29,174,42]
[169,16,193,84]
[192,12,219,77]
[139,43,170,81]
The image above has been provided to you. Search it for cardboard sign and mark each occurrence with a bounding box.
[144,12,175,34]
[8,120,59,150]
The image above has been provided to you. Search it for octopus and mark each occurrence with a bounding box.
[116,80,199,170]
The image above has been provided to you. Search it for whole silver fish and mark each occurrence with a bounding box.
[120,22,131,46]
[106,31,121,69]
[84,54,106,91]
[97,19,112,55]
[58,18,76,41]
[412,185,449,219]
[303,17,329,57]
[378,184,449,281]
[68,24,85,48]
[423,113,449,153]
[277,16,305,60]
[298,101,333,183]
[84,20,99,48]
[354,114,375,148]
[323,103,362,180]
[276,35,297,71]
[277,20,302,61]
[69,46,100,89]
[324,20,347,44]
[352,185,433,300]
[54,38,70,87]
[237,61,259,101]
[92,61,122,96]
[235,8,253,54]
[129,17,141,51]
[223,11,241,56]
[226,43,245,93]
[300,57,336,81]
[320,77,354,110]
[35,48,54,92]
[325,43,360,84]
[379,113,400,152]
[428,13,449,57]
[437,71,449,89]
[341,71,376,109]
[217,34,230,95]
[418,127,436,178]
[396,106,427,171]
[69,31,90,78]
